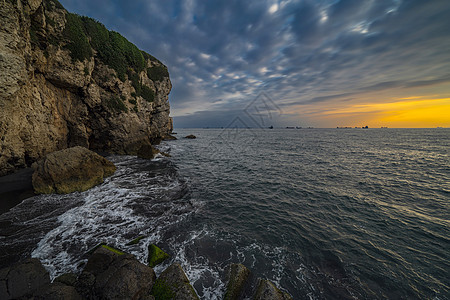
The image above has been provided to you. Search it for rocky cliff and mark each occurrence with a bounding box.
[0,0,173,176]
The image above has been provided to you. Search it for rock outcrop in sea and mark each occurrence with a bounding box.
[0,0,173,176]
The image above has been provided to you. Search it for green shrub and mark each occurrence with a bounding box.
[147,65,169,82]
[105,96,128,113]
[141,85,155,102]
[63,13,92,62]
[128,98,137,105]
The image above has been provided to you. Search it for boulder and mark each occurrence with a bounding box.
[0,258,50,299]
[54,273,78,286]
[33,282,83,300]
[148,244,170,268]
[184,135,196,139]
[32,146,116,194]
[77,246,156,300]
[253,279,292,300]
[224,263,250,300]
[164,134,177,140]
[151,263,199,300]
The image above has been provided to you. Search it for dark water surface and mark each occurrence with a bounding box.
[1,128,449,299]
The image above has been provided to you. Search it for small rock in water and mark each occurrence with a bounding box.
[148,244,170,268]
[184,134,196,139]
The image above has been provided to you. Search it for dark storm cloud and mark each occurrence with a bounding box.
[59,0,450,127]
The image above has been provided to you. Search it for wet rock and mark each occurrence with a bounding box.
[54,272,78,286]
[0,258,50,299]
[148,244,170,268]
[77,246,156,300]
[126,235,146,246]
[164,134,177,140]
[253,279,292,300]
[184,134,196,139]
[151,263,199,300]
[32,146,116,194]
[33,282,83,300]
[224,263,250,300]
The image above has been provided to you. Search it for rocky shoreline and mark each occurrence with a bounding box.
[0,242,292,300]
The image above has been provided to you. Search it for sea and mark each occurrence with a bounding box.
[0,128,449,299]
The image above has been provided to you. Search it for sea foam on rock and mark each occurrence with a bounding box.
[31,146,116,194]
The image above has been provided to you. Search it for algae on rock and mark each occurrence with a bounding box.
[148,244,170,268]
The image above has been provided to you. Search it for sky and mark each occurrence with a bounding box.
[58,0,450,128]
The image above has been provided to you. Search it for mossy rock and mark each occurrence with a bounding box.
[148,244,170,268]
[150,264,199,300]
[126,235,145,246]
[150,278,176,300]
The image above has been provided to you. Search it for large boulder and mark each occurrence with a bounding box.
[32,146,116,194]
[224,263,250,300]
[77,246,156,300]
[151,263,199,300]
[253,279,292,300]
[0,258,50,299]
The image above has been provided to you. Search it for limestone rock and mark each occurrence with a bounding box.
[0,0,173,176]
[253,279,292,300]
[224,263,250,300]
[148,244,170,268]
[151,263,199,300]
[32,146,116,194]
[0,258,50,299]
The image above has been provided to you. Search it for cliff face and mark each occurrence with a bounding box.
[0,0,173,176]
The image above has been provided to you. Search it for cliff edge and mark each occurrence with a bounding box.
[0,0,173,176]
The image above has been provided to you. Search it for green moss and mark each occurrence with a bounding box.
[63,13,92,62]
[125,235,145,246]
[141,85,155,102]
[147,65,169,82]
[84,67,89,76]
[105,96,128,113]
[151,278,175,300]
[148,244,170,268]
[101,245,125,255]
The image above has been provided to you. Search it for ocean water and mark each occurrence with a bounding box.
[0,128,449,299]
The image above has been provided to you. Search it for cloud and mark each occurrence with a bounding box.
[59,0,450,127]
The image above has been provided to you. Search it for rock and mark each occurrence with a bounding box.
[32,146,116,194]
[0,258,50,299]
[184,135,196,139]
[164,134,177,140]
[0,0,173,176]
[148,244,170,268]
[54,273,78,286]
[151,263,199,300]
[253,279,292,300]
[126,235,146,246]
[77,246,156,300]
[33,282,83,300]
[224,263,250,300]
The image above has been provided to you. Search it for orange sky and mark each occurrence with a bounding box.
[289,83,450,128]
